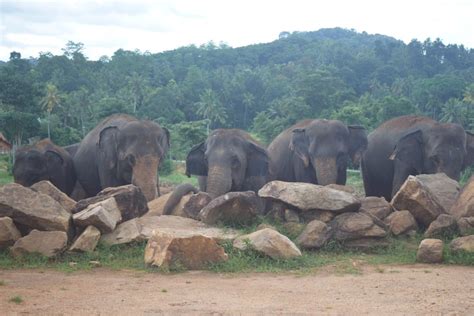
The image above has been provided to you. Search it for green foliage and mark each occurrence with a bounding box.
[166,120,207,160]
[9,296,23,304]
[158,159,174,176]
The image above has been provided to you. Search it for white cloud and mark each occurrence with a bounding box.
[0,0,473,60]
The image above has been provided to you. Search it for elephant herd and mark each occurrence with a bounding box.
[12,114,474,206]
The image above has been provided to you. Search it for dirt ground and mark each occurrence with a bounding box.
[0,265,473,315]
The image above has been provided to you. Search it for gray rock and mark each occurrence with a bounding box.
[449,175,474,219]
[31,180,76,213]
[171,192,212,219]
[391,176,445,227]
[329,212,387,241]
[416,239,444,263]
[457,217,474,236]
[73,198,122,233]
[416,173,460,213]
[234,228,302,259]
[296,220,332,249]
[11,230,67,257]
[69,226,101,252]
[0,183,71,232]
[385,211,418,236]
[258,181,360,212]
[100,218,144,246]
[424,214,458,238]
[359,196,392,220]
[449,235,474,253]
[199,191,261,225]
[0,217,21,248]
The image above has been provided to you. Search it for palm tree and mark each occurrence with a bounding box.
[440,98,463,124]
[195,89,227,135]
[40,83,61,139]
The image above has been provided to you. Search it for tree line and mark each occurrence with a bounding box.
[1,27,473,159]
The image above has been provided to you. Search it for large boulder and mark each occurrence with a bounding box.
[424,214,458,238]
[101,215,240,246]
[199,191,261,225]
[145,193,172,217]
[296,220,333,249]
[416,173,460,213]
[73,185,148,221]
[69,225,101,253]
[144,232,228,270]
[359,196,392,220]
[31,181,76,213]
[0,183,71,232]
[457,217,474,236]
[258,181,360,213]
[449,175,474,219]
[416,239,444,263]
[0,217,21,248]
[391,176,445,227]
[11,230,67,257]
[329,212,387,241]
[449,235,474,253]
[72,198,122,233]
[384,211,418,236]
[233,228,302,259]
[171,192,212,219]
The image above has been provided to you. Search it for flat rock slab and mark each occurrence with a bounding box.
[0,183,71,232]
[0,217,21,248]
[73,198,122,233]
[144,231,228,270]
[449,175,474,219]
[416,173,459,213]
[31,180,76,213]
[391,176,445,227]
[424,214,458,238]
[69,225,101,253]
[384,211,418,236]
[329,212,387,241]
[296,220,332,250]
[11,230,67,257]
[417,239,444,263]
[101,215,240,246]
[233,228,302,259]
[449,235,474,253]
[199,191,261,225]
[74,185,148,221]
[258,181,360,212]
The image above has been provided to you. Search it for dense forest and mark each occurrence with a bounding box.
[1,28,473,159]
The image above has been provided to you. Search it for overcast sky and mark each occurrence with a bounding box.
[1,0,473,61]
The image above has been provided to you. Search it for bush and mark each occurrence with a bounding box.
[159,159,174,176]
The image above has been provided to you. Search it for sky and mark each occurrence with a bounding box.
[1,0,473,61]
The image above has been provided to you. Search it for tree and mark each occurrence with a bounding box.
[440,98,464,125]
[40,83,61,139]
[195,89,227,134]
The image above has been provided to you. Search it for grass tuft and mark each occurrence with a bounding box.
[9,296,23,304]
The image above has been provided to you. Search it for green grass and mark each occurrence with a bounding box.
[346,169,365,196]
[9,296,23,304]
[160,171,198,187]
[0,154,12,185]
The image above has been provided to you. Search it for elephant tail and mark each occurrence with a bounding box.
[162,183,199,215]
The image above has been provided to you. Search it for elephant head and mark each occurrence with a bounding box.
[97,120,169,201]
[185,129,269,198]
[289,120,367,185]
[13,139,76,195]
[390,122,473,183]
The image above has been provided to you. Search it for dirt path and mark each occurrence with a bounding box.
[0,265,473,315]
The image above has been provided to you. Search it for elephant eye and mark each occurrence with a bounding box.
[231,157,240,168]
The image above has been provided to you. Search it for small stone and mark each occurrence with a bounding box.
[233,228,302,259]
[449,235,474,253]
[296,220,332,249]
[11,230,68,257]
[69,226,101,252]
[416,239,444,263]
[385,211,418,236]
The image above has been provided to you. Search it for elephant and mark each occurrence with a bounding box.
[361,115,474,201]
[268,119,368,185]
[63,143,80,158]
[13,139,76,195]
[185,129,269,199]
[73,114,170,201]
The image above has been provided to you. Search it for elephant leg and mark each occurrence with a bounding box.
[198,176,207,191]
[70,181,87,201]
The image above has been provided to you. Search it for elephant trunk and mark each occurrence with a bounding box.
[132,155,159,201]
[206,165,232,199]
[314,157,338,185]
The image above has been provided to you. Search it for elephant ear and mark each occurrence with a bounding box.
[246,142,269,177]
[159,127,171,153]
[186,142,207,176]
[290,128,310,168]
[97,126,119,173]
[348,125,368,166]
[45,150,65,186]
[389,130,423,173]
[463,131,474,169]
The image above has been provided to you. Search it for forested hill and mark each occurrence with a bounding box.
[1,27,473,158]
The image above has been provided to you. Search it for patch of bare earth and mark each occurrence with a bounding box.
[0,265,473,315]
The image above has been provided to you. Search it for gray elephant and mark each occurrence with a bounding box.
[13,139,76,195]
[73,114,169,201]
[361,115,474,201]
[268,119,367,185]
[185,129,269,198]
